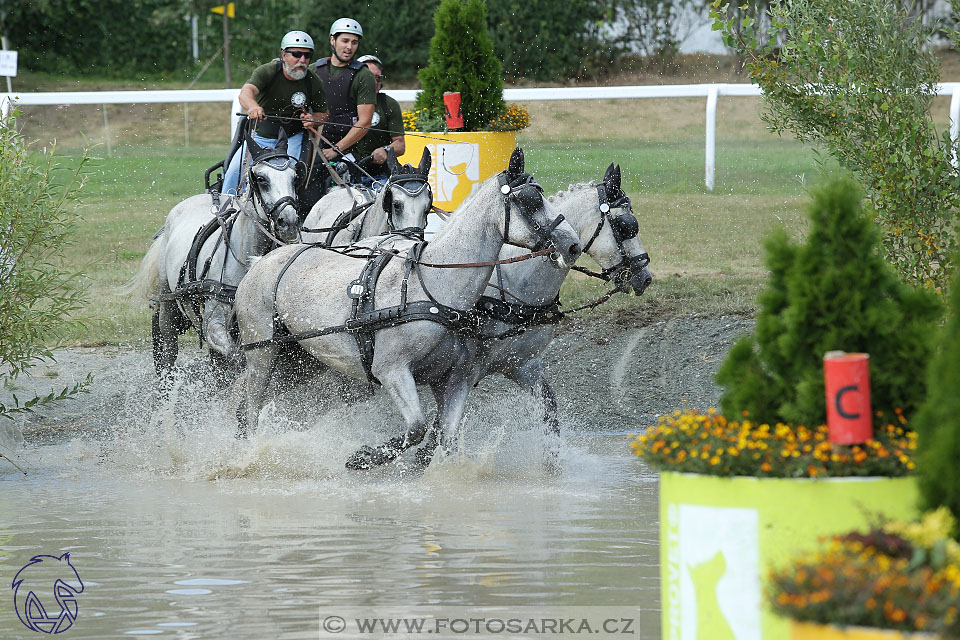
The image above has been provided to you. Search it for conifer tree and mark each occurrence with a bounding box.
[716,176,942,427]
[414,0,505,131]
[913,258,960,523]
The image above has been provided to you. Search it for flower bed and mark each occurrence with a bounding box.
[770,509,960,638]
[402,104,531,133]
[632,408,916,478]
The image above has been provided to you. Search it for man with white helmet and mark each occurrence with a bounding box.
[314,18,377,163]
[352,54,405,187]
[221,30,328,195]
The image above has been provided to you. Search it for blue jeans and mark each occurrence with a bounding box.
[222,130,304,196]
[359,174,388,191]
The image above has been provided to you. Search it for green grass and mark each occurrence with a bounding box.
[518,138,819,196]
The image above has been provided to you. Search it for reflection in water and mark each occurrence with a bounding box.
[0,367,660,639]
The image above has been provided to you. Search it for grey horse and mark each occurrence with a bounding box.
[232,148,582,469]
[128,129,302,380]
[300,148,434,246]
[416,163,653,466]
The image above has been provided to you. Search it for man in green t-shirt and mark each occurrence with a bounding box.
[313,18,377,162]
[353,54,406,186]
[223,30,328,195]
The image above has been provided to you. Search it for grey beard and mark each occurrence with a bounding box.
[284,61,307,80]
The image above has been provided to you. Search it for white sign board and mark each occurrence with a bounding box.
[0,51,18,77]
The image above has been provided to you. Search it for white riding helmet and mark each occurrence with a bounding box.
[330,18,363,39]
[281,30,314,50]
[357,54,382,67]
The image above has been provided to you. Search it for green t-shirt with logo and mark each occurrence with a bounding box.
[247,60,327,137]
[353,92,404,160]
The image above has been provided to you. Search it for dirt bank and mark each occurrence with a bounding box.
[2,311,754,446]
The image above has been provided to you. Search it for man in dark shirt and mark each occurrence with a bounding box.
[313,18,376,163]
[352,54,406,187]
[222,30,328,195]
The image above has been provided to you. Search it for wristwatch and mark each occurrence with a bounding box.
[332,145,343,156]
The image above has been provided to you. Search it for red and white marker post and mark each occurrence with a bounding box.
[823,351,873,444]
[443,91,464,129]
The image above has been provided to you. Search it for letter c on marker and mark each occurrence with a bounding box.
[835,385,860,419]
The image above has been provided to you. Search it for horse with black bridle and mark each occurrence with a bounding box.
[128,129,303,381]
[231,148,583,470]
[415,163,653,468]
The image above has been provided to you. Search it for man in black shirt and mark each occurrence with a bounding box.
[313,18,377,163]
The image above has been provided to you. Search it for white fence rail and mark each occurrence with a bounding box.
[4,84,960,190]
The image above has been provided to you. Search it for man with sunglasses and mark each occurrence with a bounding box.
[351,54,406,188]
[314,18,376,163]
[222,30,328,195]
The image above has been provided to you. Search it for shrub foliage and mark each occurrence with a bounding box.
[712,0,960,291]
[913,254,960,524]
[715,177,942,427]
[0,111,91,421]
[413,0,505,132]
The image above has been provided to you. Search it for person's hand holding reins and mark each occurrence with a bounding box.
[371,146,389,165]
[301,110,325,134]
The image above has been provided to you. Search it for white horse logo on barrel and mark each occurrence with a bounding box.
[426,142,479,205]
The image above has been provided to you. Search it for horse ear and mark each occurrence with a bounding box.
[244,128,267,162]
[609,164,622,190]
[275,128,289,155]
[418,147,431,177]
[386,147,401,175]
[603,163,617,184]
[507,147,524,176]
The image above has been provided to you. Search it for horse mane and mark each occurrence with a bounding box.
[547,182,596,203]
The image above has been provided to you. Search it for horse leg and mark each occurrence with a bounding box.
[204,301,243,388]
[238,343,277,439]
[152,301,181,381]
[412,359,475,469]
[413,414,442,469]
[504,358,562,471]
[204,300,239,363]
[345,366,427,470]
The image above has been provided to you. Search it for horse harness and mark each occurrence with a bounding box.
[241,169,563,383]
[160,150,301,341]
[300,170,433,247]
[242,239,471,385]
[473,178,651,337]
[575,180,650,286]
[157,197,240,326]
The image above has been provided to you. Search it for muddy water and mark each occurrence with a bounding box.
[0,369,661,640]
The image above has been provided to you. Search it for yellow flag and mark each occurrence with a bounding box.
[211,3,235,18]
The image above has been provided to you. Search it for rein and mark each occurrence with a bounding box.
[245,112,477,148]
[234,196,292,248]
[412,246,556,269]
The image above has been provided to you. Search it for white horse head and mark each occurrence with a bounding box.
[377,147,433,235]
[555,163,652,294]
[241,128,302,244]
[300,148,434,245]
[477,147,582,268]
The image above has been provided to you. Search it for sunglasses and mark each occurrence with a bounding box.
[285,50,312,59]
